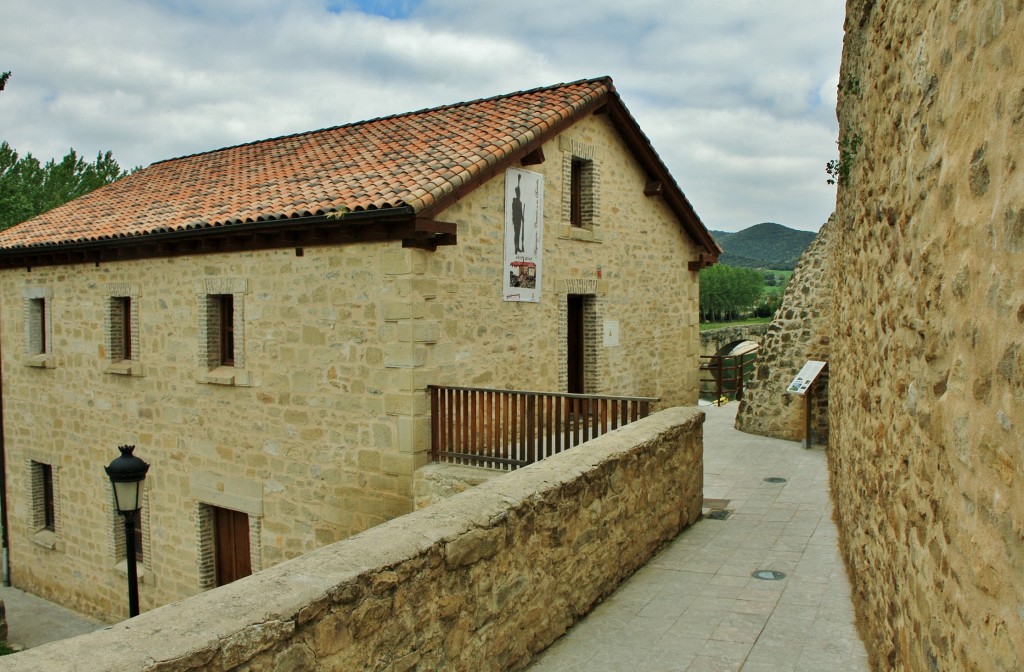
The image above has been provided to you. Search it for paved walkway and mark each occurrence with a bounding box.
[529,403,869,672]
[0,586,106,650]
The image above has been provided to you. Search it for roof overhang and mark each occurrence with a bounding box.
[0,207,457,270]
[417,82,721,267]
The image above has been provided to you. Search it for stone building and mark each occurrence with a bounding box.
[0,77,718,620]
[830,1,1024,669]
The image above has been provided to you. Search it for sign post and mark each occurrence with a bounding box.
[786,360,827,449]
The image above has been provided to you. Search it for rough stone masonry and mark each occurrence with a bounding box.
[830,1,1024,669]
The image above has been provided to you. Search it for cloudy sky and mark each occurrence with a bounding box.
[1,0,846,233]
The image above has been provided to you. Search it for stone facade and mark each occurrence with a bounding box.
[0,408,704,672]
[830,1,1024,669]
[735,218,833,443]
[0,113,705,621]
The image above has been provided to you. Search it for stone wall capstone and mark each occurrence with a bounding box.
[734,217,833,442]
[830,1,1024,669]
[0,408,703,672]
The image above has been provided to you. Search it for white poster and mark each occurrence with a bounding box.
[503,168,543,302]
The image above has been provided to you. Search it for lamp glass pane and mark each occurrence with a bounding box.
[112,480,141,513]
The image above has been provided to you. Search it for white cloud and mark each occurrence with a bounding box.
[0,0,845,231]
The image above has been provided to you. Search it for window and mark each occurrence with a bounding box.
[560,141,601,240]
[30,459,60,549]
[217,294,235,366]
[112,296,132,361]
[29,299,47,355]
[197,278,248,385]
[571,158,586,228]
[40,462,55,531]
[106,284,143,376]
[23,286,54,366]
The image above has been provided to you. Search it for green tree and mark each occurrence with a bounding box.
[0,141,129,230]
[0,71,10,91]
[699,264,765,322]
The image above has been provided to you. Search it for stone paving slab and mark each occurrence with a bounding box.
[0,586,107,650]
[528,403,869,672]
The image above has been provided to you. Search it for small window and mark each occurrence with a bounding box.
[24,287,54,366]
[105,285,143,376]
[570,158,586,228]
[41,463,55,531]
[217,294,235,366]
[198,279,248,385]
[111,296,132,361]
[29,298,47,355]
[30,460,58,536]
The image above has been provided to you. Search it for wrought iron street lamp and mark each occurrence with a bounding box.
[105,445,149,617]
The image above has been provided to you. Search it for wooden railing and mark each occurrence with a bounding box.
[428,385,659,470]
[699,348,758,402]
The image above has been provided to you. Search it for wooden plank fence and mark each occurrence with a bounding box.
[428,385,658,470]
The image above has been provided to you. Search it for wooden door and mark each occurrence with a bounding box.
[567,295,585,394]
[213,507,251,586]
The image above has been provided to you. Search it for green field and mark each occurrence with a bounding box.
[761,270,793,298]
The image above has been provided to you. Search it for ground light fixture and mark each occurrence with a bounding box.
[105,444,150,617]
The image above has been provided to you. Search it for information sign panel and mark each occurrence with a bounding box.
[786,360,827,395]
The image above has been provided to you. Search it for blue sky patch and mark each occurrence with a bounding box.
[326,0,422,19]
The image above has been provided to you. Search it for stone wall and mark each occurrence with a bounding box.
[0,112,704,621]
[830,1,1024,669]
[412,463,504,510]
[735,218,833,442]
[0,407,703,672]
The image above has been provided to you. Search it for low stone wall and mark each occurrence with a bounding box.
[413,462,505,510]
[4,407,703,672]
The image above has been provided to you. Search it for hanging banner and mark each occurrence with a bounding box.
[502,168,544,302]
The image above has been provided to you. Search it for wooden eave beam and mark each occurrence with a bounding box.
[0,207,458,271]
[520,147,545,166]
[414,218,457,235]
[688,253,716,272]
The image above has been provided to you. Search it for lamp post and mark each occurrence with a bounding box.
[105,445,149,617]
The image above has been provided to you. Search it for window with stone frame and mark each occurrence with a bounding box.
[570,157,591,228]
[29,460,61,549]
[560,138,601,239]
[196,278,248,385]
[111,296,132,361]
[23,286,54,366]
[214,294,235,366]
[106,284,143,376]
[29,299,47,355]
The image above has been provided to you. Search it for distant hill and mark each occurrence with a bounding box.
[711,222,817,270]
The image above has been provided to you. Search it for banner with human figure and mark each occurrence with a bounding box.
[503,168,543,302]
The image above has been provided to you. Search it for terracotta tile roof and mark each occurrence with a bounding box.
[0,78,613,249]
